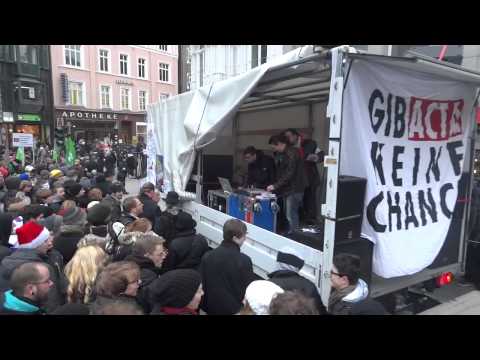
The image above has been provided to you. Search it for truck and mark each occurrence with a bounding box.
[146,45,480,313]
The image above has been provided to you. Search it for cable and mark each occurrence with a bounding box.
[193,82,214,151]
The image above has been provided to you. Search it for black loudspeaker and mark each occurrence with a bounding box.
[335,176,367,242]
[288,230,374,287]
[428,172,469,269]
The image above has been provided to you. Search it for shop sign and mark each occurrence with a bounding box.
[12,133,33,147]
[2,112,14,122]
[18,114,41,122]
[58,110,119,121]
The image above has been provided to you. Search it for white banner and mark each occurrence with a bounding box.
[340,59,476,278]
[12,133,33,148]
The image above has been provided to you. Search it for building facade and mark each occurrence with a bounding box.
[50,45,178,144]
[0,45,54,150]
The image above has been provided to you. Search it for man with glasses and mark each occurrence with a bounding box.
[0,262,53,314]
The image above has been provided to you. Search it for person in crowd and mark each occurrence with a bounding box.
[95,174,112,197]
[18,180,34,201]
[53,206,87,264]
[21,204,50,223]
[35,170,51,191]
[90,261,142,313]
[0,221,67,312]
[64,181,84,204]
[154,191,181,243]
[0,262,53,315]
[105,150,116,176]
[6,195,31,217]
[267,246,325,314]
[328,253,386,315]
[76,234,108,252]
[267,134,308,235]
[161,211,209,273]
[0,213,14,262]
[90,298,143,315]
[52,182,65,201]
[64,170,78,183]
[284,128,324,224]
[126,218,153,233]
[49,169,64,189]
[3,176,21,207]
[87,203,111,238]
[138,182,161,228]
[50,302,90,315]
[269,290,320,315]
[148,269,204,315]
[33,188,52,206]
[59,200,77,213]
[100,182,123,222]
[0,175,6,212]
[119,196,144,227]
[45,194,64,214]
[200,219,256,315]
[243,146,276,189]
[38,213,63,238]
[88,188,103,203]
[124,233,167,311]
[64,245,108,305]
[238,280,284,315]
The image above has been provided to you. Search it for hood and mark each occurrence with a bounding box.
[1,249,43,273]
[1,290,40,313]
[342,279,369,303]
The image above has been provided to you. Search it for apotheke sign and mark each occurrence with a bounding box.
[58,110,119,121]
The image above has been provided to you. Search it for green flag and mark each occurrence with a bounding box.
[52,147,59,162]
[16,147,24,162]
[65,137,76,166]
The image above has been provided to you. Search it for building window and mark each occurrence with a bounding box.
[21,85,36,100]
[65,45,82,67]
[159,63,169,82]
[158,45,168,52]
[100,85,111,108]
[138,58,146,79]
[138,90,147,111]
[160,93,169,101]
[18,45,38,64]
[121,87,131,110]
[99,49,110,72]
[120,54,129,75]
[69,81,84,106]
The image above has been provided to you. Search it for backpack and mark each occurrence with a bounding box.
[105,221,126,256]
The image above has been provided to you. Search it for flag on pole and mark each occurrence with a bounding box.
[65,137,76,166]
[16,147,24,162]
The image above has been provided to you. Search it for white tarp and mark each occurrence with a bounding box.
[340,59,476,278]
[146,46,316,197]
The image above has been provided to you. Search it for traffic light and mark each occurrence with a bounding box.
[55,127,65,148]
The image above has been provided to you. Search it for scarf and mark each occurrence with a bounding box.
[328,284,357,310]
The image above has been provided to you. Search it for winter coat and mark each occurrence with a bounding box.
[90,225,108,238]
[0,290,45,315]
[328,279,369,315]
[162,230,210,273]
[118,212,138,227]
[53,225,86,264]
[89,294,141,315]
[268,269,325,313]
[0,214,13,262]
[101,195,122,222]
[299,138,323,188]
[138,193,161,228]
[199,240,256,315]
[246,150,276,189]
[273,145,308,196]
[95,179,112,197]
[0,248,68,313]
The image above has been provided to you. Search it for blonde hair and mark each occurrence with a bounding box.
[65,245,108,304]
[61,200,77,211]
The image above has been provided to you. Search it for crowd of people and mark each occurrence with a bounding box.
[0,140,388,315]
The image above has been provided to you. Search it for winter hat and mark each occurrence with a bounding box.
[87,201,100,209]
[65,183,83,198]
[245,280,284,315]
[38,214,63,235]
[62,206,87,226]
[175,211,197,231]
[111,182,123,193]
[149,269,201,308]
[166,191,180,205]
[50,169,63,178]
[25,165,34,172]
[5,176,21,191]
[276,246,305,273]
[0,167,9,178]
[19,173,29,181]
[87,203,111,226]
[15,221,50,249]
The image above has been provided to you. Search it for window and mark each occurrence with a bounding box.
[69,81,84,106]
[138,90,147,111]
[158,45,168,52]
[120,54,129,75]
[100,85,111,108]
[160,93,169,101]
[159,63,169,82]
[18,45,38,64]
[65,45,82,67]
[251,45,267,68]
[99,49,110,72]
[251,45,258,68]
[21,86,36,100]
[121,87,131,110]
[260,45,267,64]
[138,58,146,78]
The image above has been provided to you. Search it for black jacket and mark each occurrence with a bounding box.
[162,230,210,273]
[118,212,138,227]
[0,248,68,313]
[268,269,325,313]
[53,225,86,264]
[199,240,256,315]
[95,178,112,197]
[138,193,161,227]
[154,211,178,243]
[273,145,308,196]
[246,150,276,189]
[101,195,122,222]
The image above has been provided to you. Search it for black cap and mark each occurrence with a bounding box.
[166,191,179,205]
[175,211,196,231]
[87,203,111,226]
[149,269,201,308]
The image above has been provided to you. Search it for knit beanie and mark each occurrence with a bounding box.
[245,280,284,315]
[276,246,305,273]
[38,214,63,234]
[149,269,201,308]
[62,207,87,226]
[19,173,29,181]
[175,211,196,231]
[87,203,111,226]
[14,221,50,249]
[65,183,83,198]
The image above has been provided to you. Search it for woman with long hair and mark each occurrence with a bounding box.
[64,245,108,304]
